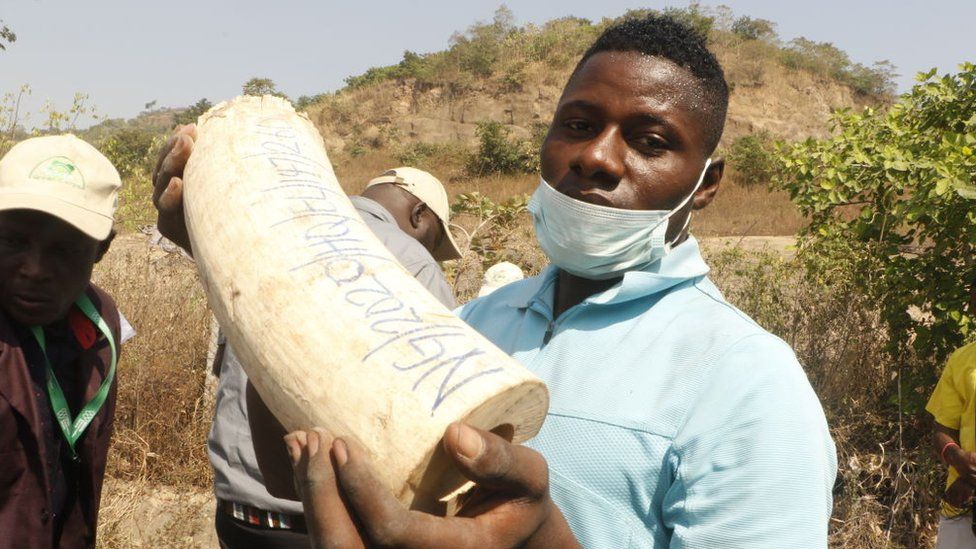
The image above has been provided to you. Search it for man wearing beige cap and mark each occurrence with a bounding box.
[353,166,462,308]
[0,135,124,548]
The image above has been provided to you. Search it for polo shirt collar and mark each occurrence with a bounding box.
[350,196,397,225]
[504,236,710,310]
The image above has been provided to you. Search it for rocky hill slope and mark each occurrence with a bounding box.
[302,7,890,156]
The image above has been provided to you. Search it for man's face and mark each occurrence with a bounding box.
[0,210,105,326]
[541,51,721,239]
[416,208,446,257]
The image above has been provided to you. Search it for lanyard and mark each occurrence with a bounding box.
[29,295,117,459]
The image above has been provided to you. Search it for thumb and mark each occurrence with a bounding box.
[443,423,548,499]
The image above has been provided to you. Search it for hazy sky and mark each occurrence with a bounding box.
[2,0,972,128]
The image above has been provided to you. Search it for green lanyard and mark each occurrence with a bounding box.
[29,295,117,459]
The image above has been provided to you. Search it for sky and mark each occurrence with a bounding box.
[1,0,973,129]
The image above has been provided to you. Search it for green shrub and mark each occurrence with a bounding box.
[345,65,403,89]
[465,121,538,176]
[394,141,468,171]
[450,191,529,267]
[241,77,288,99]
[731,16,777,42]
[528,17,596,68]
[294,94,329,111]
[96,127,165,231]
[98,127,161,179]
[774,63,976,397]
[173,98,212,127]
[780,38,896,97]
[662,3,714,38]
[726,130,777,186]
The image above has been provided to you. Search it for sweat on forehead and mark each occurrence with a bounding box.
[571,13,729,153]
[563,51,720,156]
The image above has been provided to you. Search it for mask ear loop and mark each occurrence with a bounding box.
[663,158,712,252]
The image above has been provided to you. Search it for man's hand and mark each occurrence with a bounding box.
[946,445,976,486]
[286,429,366,549]
[285,423,580,549]
[151,124,197,253]
[944,476,975,508]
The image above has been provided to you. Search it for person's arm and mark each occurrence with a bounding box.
[245,381,300,500]
[926,354,976,487]
[933,419,976,486]
[286,424,580,549]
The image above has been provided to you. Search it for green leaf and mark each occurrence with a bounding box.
[956,184,976,200]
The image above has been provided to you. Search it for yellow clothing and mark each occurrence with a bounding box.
[927,341,976,517]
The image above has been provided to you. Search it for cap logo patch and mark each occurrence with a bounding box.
[29,156,85,188]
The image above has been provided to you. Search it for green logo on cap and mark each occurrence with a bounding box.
[30,156,85,188]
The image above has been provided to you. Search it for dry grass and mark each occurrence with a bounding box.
[695,181,805,237]
[331,149,401,194]
[328,148,806,240]
[91,236,213,489]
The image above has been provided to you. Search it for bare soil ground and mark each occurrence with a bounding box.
[99,479,216,548]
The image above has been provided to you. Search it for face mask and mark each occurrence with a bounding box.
[528,159,712,280]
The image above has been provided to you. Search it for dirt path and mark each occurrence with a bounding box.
[700,235,795,256]
[98,479,217,548]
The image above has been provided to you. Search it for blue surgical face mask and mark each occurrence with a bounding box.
[528,159,712,280]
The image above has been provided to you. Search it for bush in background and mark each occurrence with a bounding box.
[466,120,538,176]
[731,16,778,42]
[394,141,469,173]
[780,38,897,96]
[242,77,288,99]
[173,98,212,127]
[661,3,714,38]
[94,127,164,231]
[726,130,778,186]
[98,127,159,179]
[775,64,976,394]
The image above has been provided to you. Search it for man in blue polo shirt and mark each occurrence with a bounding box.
[278,13,837,549]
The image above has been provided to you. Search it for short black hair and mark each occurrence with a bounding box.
[574,13,729,154]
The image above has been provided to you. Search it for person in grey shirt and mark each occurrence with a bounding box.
[156,164,462,548]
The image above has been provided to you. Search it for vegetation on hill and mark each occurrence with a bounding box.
[299,3,893,194]
[342,5,895,98]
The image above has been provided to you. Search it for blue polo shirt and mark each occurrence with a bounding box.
[457,237,836,548]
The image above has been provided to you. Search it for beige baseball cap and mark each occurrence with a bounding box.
[366,167,462,261]
[0,135,121,240]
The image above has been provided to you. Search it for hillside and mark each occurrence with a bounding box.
[304,7,890,158]
[56,5,896,239]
